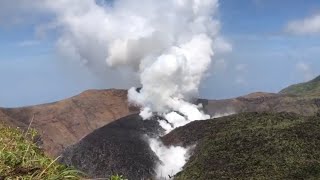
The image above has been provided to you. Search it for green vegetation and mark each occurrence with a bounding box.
[280,75,320,96]
[110,174,128,180]
[0,123,82,179]
[175,112,320,180]
[0,122,129,179]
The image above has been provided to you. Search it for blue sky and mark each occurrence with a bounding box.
[1,0,320,107]
[202,0,320,98]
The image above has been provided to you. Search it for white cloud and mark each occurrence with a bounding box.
[285,14,320,35]
[296,62,315,81]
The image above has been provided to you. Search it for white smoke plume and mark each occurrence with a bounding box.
[149,138,194,179]
[120,0,221,131]
[4,0,229,178]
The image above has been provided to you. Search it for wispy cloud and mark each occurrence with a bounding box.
[235,64,248,72]
[285,14,320,35]
[235,77,248,86]
[296,62,315,81]
[234,64,248,86]
[212,59,227,73]
[17,40,40,47]
[213,37,232,54]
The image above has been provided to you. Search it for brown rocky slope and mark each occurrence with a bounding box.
[0,89,138,156]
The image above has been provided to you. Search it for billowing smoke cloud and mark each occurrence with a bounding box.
[3,0,229,178]
[116,0,221,131]
[36,0,225,127]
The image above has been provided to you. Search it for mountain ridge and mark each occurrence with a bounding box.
[280,75,320,96]
[0,89,138,156]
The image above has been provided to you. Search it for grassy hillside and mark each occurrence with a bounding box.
[0,123,82,179]
[162,112,320,180]
[280,75,320,96]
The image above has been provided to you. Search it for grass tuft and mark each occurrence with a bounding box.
[0,122,83,179]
